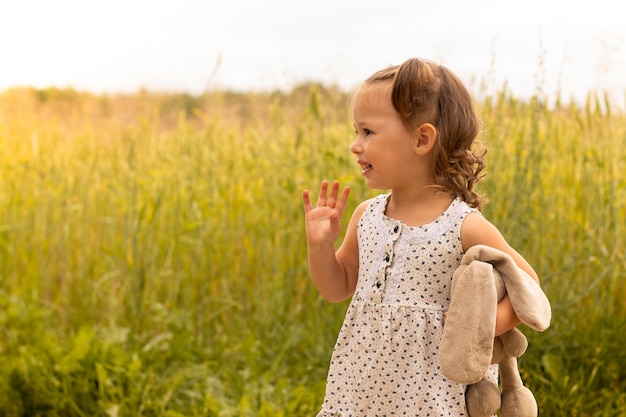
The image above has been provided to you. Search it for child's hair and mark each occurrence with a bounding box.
[362,58,487,209]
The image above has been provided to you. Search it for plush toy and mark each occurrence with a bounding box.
[440,245,551,417]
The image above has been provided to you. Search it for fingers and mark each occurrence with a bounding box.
[327,181,350,214]
[326,180,339,207]
[317,180,329,207]
[303,180,349,211]
[335,185,351,215]
[302,189,313,212]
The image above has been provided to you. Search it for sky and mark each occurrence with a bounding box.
[1,0,625,107]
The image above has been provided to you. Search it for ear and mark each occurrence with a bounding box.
[414,123,437,156]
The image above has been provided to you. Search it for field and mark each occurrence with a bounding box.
[0,84,625,416]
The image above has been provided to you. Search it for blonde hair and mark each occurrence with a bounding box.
[362,58,487,209]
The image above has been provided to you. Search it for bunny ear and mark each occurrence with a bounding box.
[440,260,498,384]
[500,267,551,331]
[465,245,552,332]
[440,245,552,385]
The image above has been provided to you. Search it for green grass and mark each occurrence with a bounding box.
[0,84,624,416]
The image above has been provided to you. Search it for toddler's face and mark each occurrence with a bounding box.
[350,83,421,190]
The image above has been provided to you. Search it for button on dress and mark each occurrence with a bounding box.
[316,194,498,417]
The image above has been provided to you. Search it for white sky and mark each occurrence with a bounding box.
[1,0,624,106]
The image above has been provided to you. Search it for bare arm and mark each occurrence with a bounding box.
[461,212,540,336]
[302,180,362,302]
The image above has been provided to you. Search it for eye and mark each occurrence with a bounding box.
[353,126,372,136]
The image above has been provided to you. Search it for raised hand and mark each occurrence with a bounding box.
[302,180,351,248]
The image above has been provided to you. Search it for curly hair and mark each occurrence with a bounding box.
[362,58,487,209]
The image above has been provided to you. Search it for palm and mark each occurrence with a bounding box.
[305,206,341,245]
[302,180,351,247]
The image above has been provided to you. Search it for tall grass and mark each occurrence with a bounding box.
[0,84,624,416]
[480,91,626,415]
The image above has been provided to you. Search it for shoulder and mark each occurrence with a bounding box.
[460,211,507,252]
[341,196,383,242]
[349,196,379,226]
[336,197,380,276]
[351,194,387,221]
[461,211,539,281]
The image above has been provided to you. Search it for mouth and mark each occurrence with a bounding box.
[358,160,373,174]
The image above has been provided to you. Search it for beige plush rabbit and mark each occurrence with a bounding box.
[440,245,551,417]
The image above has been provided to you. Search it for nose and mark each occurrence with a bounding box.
[350,136,362,155]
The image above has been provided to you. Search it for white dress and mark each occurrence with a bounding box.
[316,194,498,416]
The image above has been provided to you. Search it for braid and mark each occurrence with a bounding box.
[430,63,487,209]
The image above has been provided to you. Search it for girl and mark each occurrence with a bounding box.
[302,58,540,416]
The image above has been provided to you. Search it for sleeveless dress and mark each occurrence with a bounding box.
[316,194,498,417]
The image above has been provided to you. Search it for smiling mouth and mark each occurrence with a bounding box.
[359,162,373,174]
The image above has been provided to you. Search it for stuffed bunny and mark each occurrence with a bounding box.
[440,245,551,417]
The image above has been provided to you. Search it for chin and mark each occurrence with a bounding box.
[365,180,388,190]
